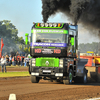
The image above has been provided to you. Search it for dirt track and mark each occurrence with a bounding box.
[0,77,100,100]
[0,67,28,72]
[0,67,100,100]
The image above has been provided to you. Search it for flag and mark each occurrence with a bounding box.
[0,50,1,58]
[1,38,4,51]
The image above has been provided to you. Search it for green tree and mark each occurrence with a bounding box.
[0,20,26,53]
[79,42,100,55]
[2,20,19,43]
[24,47,29,53]
[17,37,25,44]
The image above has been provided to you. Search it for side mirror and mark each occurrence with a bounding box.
[70,37,74,46]
[25,33,29,45]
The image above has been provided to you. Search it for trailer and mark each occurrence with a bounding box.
[80,55,100,82]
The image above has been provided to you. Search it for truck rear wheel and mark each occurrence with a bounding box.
[74,72,87,84]
[82,72,87,84]
[74,77,79,83]
[31,75,40,83]
[63,69,73,84]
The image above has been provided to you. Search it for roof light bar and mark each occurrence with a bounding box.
[45,23,49,27]
[41,23,45,27]
[53,23,57,27]
[49,23,53,27]
[35,23,64,28]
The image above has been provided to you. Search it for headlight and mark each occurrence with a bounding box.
[32,64,35,66]
[32,60,36,64]
[59,59,63,68]
[59,59,63,64]
[32,59,36,66]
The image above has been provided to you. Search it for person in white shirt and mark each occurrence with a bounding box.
[1,56,7,72]
[24,56,29,67]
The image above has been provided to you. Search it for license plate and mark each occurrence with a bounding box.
[43,70,51,73]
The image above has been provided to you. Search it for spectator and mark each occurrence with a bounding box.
[27,56,29,67]
[6,55,9,65]
[1,56,7,73]
[26,56,29,67]
[12,56,15,66]
[22,56,24,66]
[14,56,17,66]
[20,56,23,66]
[17,57,20,66]
[24,57,27,67]
[16,52,19,56]
[9,55,12,66]
[24,56,29,67]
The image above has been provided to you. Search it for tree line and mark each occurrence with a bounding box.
[0,20,30,54]
[79,42,100,55]
[2,20,99,55]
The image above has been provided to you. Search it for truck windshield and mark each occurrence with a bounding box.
[32,33,67,43]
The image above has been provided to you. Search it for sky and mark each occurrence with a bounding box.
[0,0,99,44]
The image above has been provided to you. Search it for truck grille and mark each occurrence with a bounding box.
[41,59,54,67]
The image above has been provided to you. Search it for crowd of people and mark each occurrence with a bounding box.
[0,52,30,73]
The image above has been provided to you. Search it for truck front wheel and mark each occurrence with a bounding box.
[31,75,40,83]
[63,69,73,84]
[48,80,53,82]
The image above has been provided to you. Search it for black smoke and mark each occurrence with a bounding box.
[42,0,100,29]
[42,0,71,23]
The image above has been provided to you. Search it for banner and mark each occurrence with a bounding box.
[30,42,67,47]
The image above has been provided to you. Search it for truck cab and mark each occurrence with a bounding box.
[29,23,88,84]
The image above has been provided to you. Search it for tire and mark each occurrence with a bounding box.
[31,75,40,83]
[48,80,53,82]
[82,72,87,84]
[74,72,87,84]
[63,77,69,84]
[53,80,60,82]
[63,69,73,85]
[74,77,79,83]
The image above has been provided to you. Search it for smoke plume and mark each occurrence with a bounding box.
[42,0,100,29]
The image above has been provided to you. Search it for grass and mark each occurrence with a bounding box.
[0,65,27,68]
[0,71,30,77]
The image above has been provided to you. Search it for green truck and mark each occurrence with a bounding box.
[27,23,88,84]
